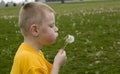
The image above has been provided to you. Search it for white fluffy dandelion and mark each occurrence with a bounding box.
[63,34,74,49]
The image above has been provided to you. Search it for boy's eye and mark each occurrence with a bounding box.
[49,25,54,28]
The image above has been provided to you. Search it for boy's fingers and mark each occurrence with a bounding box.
[58,49,64,54]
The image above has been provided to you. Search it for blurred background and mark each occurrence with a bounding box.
[0,0,117,7]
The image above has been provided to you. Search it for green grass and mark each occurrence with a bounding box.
[0,1,120,74]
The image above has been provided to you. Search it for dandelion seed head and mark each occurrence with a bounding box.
[66,35,75,43]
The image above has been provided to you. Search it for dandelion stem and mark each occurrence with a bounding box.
[62,42,68,49]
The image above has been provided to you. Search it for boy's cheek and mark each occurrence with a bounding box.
[41,28,47,33]
[40,28,58,41]
[46,32,58,43]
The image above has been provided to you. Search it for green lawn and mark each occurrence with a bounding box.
[0,1,120,74]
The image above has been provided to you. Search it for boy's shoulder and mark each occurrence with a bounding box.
[15,43,38,59]
[14,43,44,63]
[14,49,35,61]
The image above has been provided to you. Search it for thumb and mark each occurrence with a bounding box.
[58,49,64,54]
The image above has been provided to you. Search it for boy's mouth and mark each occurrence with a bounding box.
[55,32,58,38]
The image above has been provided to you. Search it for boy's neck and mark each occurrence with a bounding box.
[23,37,43,52]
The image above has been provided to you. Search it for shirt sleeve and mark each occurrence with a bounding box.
[21,54,50,74]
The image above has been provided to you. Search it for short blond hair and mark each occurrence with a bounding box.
[19,2,55,36]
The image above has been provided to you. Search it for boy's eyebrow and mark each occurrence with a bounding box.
[49,22,55,25]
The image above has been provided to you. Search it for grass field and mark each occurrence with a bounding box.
[0,0,120,74]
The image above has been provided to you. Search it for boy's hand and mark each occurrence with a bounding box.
[51,49,67,74]
[54,49,67,67]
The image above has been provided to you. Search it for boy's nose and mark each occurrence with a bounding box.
[55,26,58,32]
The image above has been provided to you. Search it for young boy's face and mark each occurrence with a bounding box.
[38,12,58,45]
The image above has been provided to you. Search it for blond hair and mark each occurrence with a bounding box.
[19,2,55,36]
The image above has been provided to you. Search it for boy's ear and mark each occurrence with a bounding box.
[29,24,39,36]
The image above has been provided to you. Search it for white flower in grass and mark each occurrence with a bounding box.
[95,60,101,64]
[117,41,120,45]
[72,22,76,27]
[85,71,89,74]
[63,34,75,49]
[95,71,100,74]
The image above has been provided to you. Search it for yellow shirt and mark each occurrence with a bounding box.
[10,43,52,74]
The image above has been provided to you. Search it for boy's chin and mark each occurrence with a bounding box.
[44,40,56,46]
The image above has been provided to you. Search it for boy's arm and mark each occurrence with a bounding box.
[51,49,67,74]
[50,63,60,74]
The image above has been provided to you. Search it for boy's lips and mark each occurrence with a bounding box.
[55,32,58,38]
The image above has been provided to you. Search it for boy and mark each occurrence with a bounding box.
[10,2,67,74]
